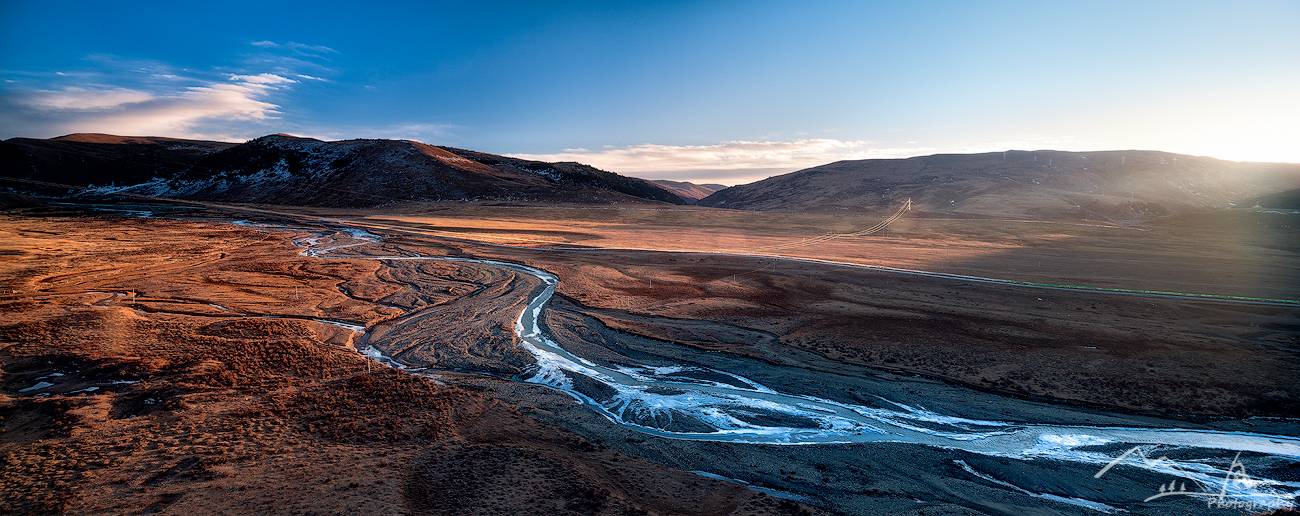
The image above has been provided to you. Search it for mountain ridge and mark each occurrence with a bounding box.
[649,179,726,203]
[697,150,1300,222]
[0,133,687,207]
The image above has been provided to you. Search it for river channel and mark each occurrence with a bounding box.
[285,227,1300,514]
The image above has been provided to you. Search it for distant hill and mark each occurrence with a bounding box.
[0,133,237,192]
[697,150,1300,222]
[1243,186,1300,210]
[0,133,687,207]
[649,180,726,203]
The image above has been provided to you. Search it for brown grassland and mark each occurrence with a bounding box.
[1,201,1297,514]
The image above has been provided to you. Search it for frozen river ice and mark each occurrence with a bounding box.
[299,229,1299,511]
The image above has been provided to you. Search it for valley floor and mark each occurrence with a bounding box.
[1,205,1297,515]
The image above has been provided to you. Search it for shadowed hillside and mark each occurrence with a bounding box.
[1245,186,1300,210]
[0,134,687,207]
[0,133,237,194]
[698,150,1300,222]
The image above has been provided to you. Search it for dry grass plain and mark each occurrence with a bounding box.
[334,203,1300,303]
[2,201,1297,515]
[234,201,1300,419]
[0,213,810,515]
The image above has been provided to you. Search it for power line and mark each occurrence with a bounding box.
[747,199,912,251]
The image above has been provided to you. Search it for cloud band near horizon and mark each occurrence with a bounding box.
[509,139,938,185]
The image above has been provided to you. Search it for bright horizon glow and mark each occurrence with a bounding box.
[509,139,938,185]
[2,1,1297,185]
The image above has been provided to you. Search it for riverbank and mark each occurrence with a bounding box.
[2,211,1297,514]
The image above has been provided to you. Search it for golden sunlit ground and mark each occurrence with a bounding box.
[299,203,1300,304]
[0,215,803,515]
[3,203,1298,515]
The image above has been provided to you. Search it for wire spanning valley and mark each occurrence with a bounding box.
[747,199,914,251]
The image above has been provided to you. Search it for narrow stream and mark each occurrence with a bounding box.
[298,229,1299,512]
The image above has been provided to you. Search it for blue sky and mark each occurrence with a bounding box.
[2,1,1297,184]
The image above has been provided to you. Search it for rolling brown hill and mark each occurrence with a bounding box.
[1244,186,1300,210]
[0,133,237,193]
[697,150,1300,222]
[0,133,687,207]
[648,179,727,203]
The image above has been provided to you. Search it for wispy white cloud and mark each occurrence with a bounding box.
[633,167,815,187]
[0,41,341,141]
[509,139,937,186]
[237,40,337,80]
[227,73,294,85]
[286,42,338,54]
[511,139,935,173]
[21,87,154,110]
[248,40,336,53]
[1,73,296,140]
[308,123,457,142]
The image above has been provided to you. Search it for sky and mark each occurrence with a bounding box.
[1,1,1297,185]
